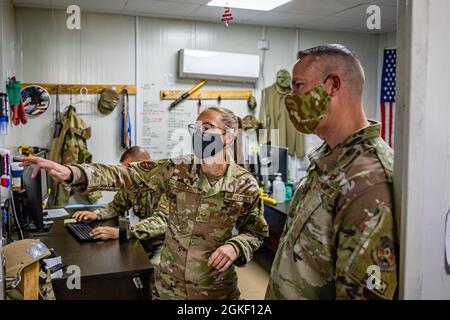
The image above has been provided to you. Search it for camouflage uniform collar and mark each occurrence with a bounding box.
[309,120,381,173]
[336,120,381,149]
[190,155,239,195]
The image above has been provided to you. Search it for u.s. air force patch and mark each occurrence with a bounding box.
[372,236,396,271]
[137,161,157,172]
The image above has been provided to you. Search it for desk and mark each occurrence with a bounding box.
[30,218,152,300]
[263,202,289,252]
[251,202,290,273]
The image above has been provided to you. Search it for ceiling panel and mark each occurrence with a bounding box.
[14,0,128,11]
[273,0,371,15]
[334,3,396,21]
[187,5,260,21]
[166,0,210,4]
[370,0,397,7]
[247,11,325,27]
[12,0,50,6]
[124,0,200,17]
[303,15,395,33]
[12,0,397,33]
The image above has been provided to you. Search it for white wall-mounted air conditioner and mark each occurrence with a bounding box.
[179,49,260,83]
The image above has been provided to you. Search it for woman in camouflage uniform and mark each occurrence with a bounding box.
[21,107,269,300]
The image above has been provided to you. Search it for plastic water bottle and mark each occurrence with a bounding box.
[285,173,294,202]
[0,93,9,135]
[272,173,286,204]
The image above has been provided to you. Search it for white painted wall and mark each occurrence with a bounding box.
[10,7,137,203]
[0,0,16,90]
[396,0,450,299]
[10,7,136,165]
[9,7,384,157]
[136,17,382,158]
[136,18,301,127]
[7,6,386,200]
[0,0,17,200]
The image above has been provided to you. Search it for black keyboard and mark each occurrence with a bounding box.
[66,222,96,241]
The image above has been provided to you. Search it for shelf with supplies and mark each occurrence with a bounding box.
[20,84,137,95]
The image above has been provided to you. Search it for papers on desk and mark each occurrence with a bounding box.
[43,256,63,279]
[45,208,70,218]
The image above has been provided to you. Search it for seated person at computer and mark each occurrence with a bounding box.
[72,146,168,266]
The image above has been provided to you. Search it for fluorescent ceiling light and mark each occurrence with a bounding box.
[207,0,292,11]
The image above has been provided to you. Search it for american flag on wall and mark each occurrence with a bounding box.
[380,49,397,147]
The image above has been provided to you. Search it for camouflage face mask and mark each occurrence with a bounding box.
[192,129,225,159]
[284,84,332,134]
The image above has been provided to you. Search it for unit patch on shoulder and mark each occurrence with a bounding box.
[137,161,157,172]
[372,236,397,272]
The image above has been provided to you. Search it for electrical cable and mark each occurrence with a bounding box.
[9,188,23,240]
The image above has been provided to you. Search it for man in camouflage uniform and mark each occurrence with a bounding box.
[72,146,168,266]
[21,108,269,300]
[265,44,398,300]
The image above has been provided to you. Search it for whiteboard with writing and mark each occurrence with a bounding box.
[136,100,197,160]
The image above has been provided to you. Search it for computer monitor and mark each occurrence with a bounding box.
[21,163,45,231]
[259,144,288,182]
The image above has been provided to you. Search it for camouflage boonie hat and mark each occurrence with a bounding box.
[242,115,262,130]
[98,88,119,115]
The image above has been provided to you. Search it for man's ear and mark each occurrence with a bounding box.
[328,74,341,96]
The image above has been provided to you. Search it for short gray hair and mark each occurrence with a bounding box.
[297,44,365,97]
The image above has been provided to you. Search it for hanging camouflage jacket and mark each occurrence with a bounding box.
[65,155,269,300]
[48,105,101,207]
[265,121,398,300]
[259,83,305,159]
